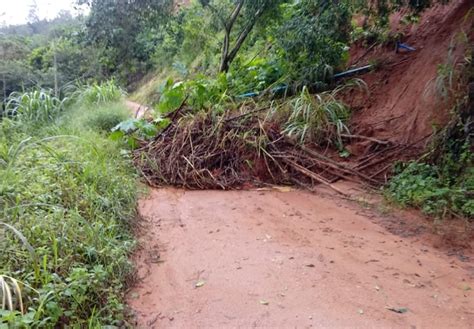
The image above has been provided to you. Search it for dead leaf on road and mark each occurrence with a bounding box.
[195,280,206,288]
[387,307,408,314]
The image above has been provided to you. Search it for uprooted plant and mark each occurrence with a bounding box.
[130,77,397,192]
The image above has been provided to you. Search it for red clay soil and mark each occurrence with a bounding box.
[127,186,473,328]
[126,100,150,119]
[345,0,473,153]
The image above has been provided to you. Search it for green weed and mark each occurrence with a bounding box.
[0,99,138,326]
[387,160,473,219]
[61,102,130,133]
[278,86,350,147]
[5,90,64,123]
[68,80,126,105]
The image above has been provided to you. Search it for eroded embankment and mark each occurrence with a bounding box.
[127,186,473,328]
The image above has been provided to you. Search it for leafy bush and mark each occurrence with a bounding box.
[276,0,351,85]
[5,90,64,123]
[85,107,130,133]
[156,79,187,114]
[111,117,165,149]
[229,56,284,95]
[387,161,473,218]
[156,76,230,114]
[0,100,137,326]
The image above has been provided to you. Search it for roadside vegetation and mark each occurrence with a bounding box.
[0,82,137,327]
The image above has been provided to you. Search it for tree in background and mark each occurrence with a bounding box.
[77,0,173,82]
[0,37,35,106]
[277,0,351,85]
[0,12,105,106]
[199,0,287,73]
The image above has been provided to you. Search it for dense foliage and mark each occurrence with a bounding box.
[0,15,104,107]
[0,86,137,326]
[1,0,450,108]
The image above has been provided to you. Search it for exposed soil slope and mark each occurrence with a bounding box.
[127,187,473,328]
[346,0,473,151]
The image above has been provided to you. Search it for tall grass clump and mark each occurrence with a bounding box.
[278,86,350,146]
[5,90,64,123]
[0,97,138,326]
[70,80,126,105]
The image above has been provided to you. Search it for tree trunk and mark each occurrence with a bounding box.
[2,73,6,111]
[218,0,244,73]
[53,42,58,98]
[219,4,265,73]
[219,29,231,73]
[225,10,262,70]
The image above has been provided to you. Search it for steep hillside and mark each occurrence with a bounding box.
[346,0,473,150]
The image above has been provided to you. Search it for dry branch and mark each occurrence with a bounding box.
[133,106,401,190]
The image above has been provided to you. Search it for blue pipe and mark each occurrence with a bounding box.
[238,91,260,98]
[333,64,373,79]
[396,42,416,52]
[236,85,288,99]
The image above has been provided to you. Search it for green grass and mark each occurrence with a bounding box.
[4,90,65,124]
[277,86,351,147]
[0,97,138,327]
[61,101,130,133]
[387,160,473,219]
[68,81,126,106]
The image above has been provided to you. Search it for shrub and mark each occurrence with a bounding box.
[276,0,351,85]
[387,161,473,218]
[5,90,64,123]
[83,103,130,133]
[70,80,126,105]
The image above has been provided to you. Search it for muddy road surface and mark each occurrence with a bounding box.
[127,186,473,328]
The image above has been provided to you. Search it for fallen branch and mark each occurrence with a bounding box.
[282,158,350,197]
[340,134,390,145]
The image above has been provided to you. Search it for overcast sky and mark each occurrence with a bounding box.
[0,0,84,26]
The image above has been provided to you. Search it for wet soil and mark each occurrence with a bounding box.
[346,0,473,148]
[127,186,473,328]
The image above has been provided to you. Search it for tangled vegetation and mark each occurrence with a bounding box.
[0,85,138,326]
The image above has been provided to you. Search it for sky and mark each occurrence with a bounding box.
[0,0,85,26]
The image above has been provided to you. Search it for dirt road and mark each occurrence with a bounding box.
[126,100,150,119]
[127,186,473,328]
